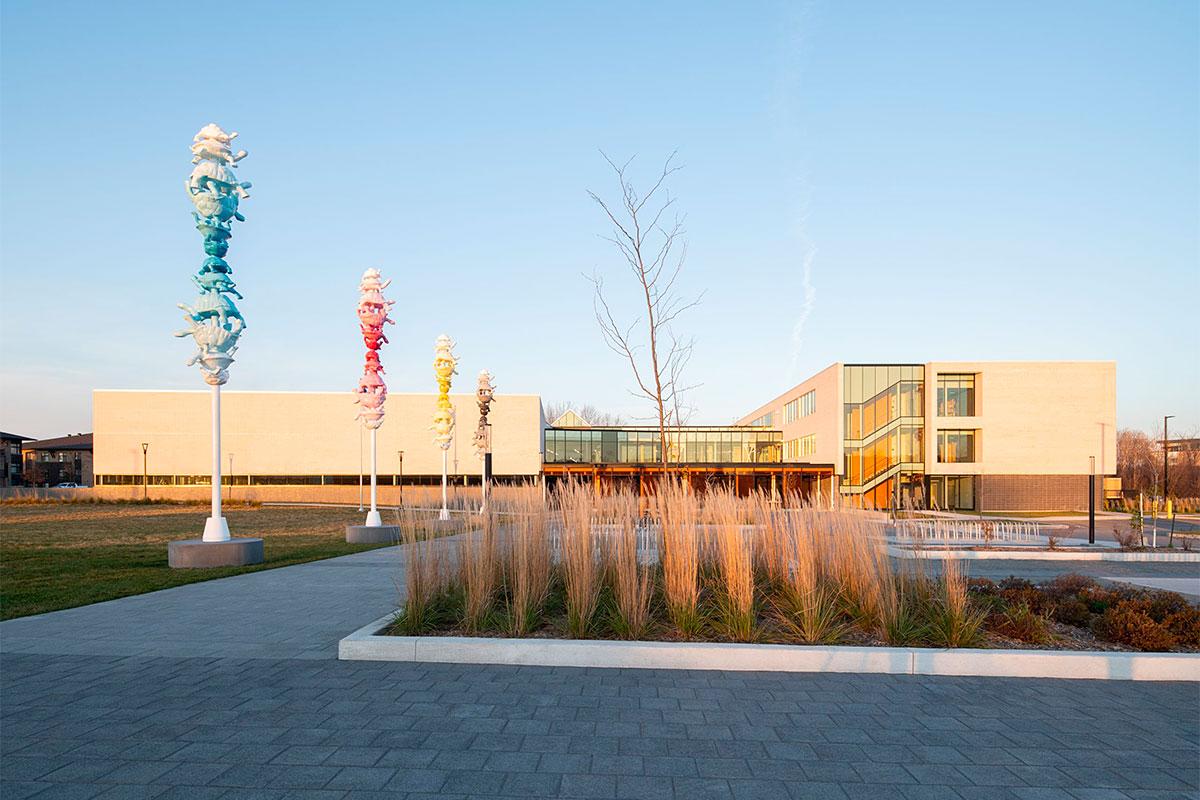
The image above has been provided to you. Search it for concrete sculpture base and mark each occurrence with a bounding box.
[346,525,401,544]
[168,537,264,568]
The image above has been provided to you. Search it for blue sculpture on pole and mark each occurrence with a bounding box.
[177,124,251,384]
[175,123,251,543]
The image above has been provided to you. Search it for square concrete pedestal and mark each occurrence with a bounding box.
[168,538,264,568]
[345,525,401,544]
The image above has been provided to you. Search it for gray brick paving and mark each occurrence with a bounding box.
[2,547,1198,798]
[1,652,1195,799]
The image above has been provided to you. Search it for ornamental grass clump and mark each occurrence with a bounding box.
[656,481,702,638]
[708,491,757,642]
[459,508,498,632]
[395,508,450,634]
[773,508,845,645]
[605,491,654,639]
[558,482,602,637]
[926,558,985,648]
[504,489,551,636]
[826,508,890,631]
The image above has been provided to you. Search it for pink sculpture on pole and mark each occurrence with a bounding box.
[354,268,394,528]
[354,269,394,430]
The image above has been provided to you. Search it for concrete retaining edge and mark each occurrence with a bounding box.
[338,613,1200,682]
[887,546,1200,562]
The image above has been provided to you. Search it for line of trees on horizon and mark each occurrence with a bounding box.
[1117,427,1200,499]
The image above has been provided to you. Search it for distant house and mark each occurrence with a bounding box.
[1,432,34,487]
[22,433,93,487]
[550,409,591,428]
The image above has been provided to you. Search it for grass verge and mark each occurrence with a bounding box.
[0,502,395,620]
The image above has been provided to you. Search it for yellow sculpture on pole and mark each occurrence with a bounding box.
[431,334,458,520]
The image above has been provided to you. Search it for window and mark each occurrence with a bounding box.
[783,435,816,460]
[748,412,773,427]
[799,390,816,417]
[783,390,815,424]
[937,374,976,416]
[937,430,977,463]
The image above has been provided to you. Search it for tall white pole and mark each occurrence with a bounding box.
[440,449,450,520]
[203,382,230,542]
[365,427,382,526]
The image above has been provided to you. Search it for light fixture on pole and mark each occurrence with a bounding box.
[1088,455,1095,545]
[169,123,262,568]
[431,335,458,521]
[141,442,149,501]
[474,370,496,513]
[353,269,395,528]
[397,450,404,507]
[1163,415,1174,503]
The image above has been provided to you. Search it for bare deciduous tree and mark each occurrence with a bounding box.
[587,152,701,467]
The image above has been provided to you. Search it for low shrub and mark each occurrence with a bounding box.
[1045,573,1098,598]
[1163,608,1200,647]
[1113,525,1142,550]
[990,602,1052,645]
[1052,596,1091,628]
[1091,600,1177,652]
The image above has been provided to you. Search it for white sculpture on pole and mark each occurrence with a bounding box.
[431,334,458,521]
[354,268,395,527]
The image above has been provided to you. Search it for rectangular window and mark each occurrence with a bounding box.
[783,390,816,424]
[799,390,815,417]
[937,430,977,463]
[748,412,773,427]
[937,374,976,416]
[783,434,817,460]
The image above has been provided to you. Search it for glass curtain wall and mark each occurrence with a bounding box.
[544,427,783,465]
[841,365,926,509]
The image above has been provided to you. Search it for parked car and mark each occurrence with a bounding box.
[54,482,83,488]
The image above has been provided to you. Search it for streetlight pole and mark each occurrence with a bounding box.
[1163,415,1174,503]
[228,453,234,503]
[141,442,148,501]
[397,450,404,507]
[1088,455,1095,545]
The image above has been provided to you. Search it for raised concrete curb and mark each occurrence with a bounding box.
[338,613,1200,682]
[168,537,263,568]
[888,545,1200,562]
[345,525,400,544]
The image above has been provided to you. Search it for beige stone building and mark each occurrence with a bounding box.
[738,361,1117,511]
[93,360,1117,510]
[93,390,544,502]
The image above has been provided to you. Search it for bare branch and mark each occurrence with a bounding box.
[587,153,701,468]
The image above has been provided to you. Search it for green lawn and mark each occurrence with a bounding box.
[0,502,402,620]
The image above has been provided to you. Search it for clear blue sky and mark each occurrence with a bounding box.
[2,1,1196,439]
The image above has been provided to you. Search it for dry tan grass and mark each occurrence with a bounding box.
[558,482,602,637]
[395,506,450,634]
[708,490,756,641]
[398,484,1001,649]
[503,488,551,636]
[655,480,701,637]
[605,491,653,639]
[459,509,498,632]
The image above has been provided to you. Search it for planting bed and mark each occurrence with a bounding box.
[382,485,1200,659]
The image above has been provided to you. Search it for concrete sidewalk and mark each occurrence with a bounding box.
[0,545,406,660]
